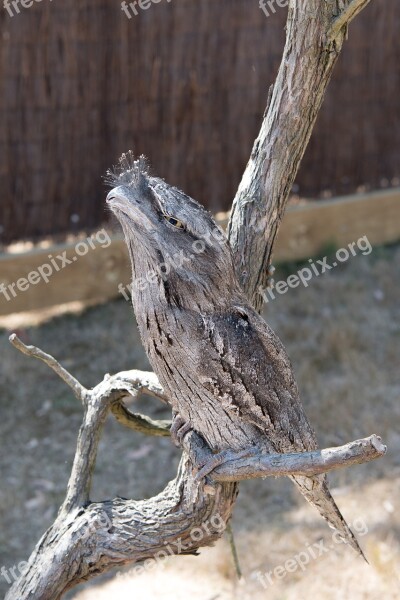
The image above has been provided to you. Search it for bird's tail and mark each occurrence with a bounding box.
[291,474,367,562]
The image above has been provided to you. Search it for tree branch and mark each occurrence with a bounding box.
[5,460,237,600]
[227,0,373,309]
[326,0,373,45]
[102,369,168,404]
[209,435,386,482]
[6,337,385,599]
[110,402,171,436]
[6,338,238,600]
[9,335,171,511]
[9,333,87,403]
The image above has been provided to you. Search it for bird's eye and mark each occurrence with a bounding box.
[164,215,185,229]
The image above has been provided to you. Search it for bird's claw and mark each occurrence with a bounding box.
[170,413,192,448]
[267,264,275,290]
[170,417,260,484]
[193,448,257,483]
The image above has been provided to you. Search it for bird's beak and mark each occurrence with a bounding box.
[106,190,114,204]
[106,187,132,216]
[107,187,153,231]
[106,188,122,206]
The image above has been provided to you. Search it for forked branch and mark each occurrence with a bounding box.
[326,0,373,45]
[227,0,373,309]
[6,335,386,599]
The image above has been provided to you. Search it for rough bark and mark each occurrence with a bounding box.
[6,336,386,600]
[6,1,382,598]
[228,0,372,310]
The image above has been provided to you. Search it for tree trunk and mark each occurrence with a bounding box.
[228,0,373,310]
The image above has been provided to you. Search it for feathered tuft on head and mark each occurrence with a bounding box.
[105,151,151,191]
[105,150,228,244]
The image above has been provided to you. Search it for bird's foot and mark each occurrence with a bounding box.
[170,417,260,484]
[267,264,275,290]
[193,447,259,483]
[170,412,192,448]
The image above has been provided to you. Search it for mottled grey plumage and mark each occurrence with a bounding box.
[107,152,364,558]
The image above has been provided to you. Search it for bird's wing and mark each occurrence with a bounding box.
[198,305,318,453]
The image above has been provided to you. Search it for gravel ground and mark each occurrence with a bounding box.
[0,242,399,599]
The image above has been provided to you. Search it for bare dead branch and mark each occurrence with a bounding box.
[111,402,171,436]
[326,0,373,44]
[93,370,171,434]
[99,369,168,404]
[9,333,87,403]
[8,335,171,512]
[6,339,385,599]
[5,461,237,600]
[62,392,110,512]
[227,0,373,310]
[209,435,387,482]
[6,341,238,600]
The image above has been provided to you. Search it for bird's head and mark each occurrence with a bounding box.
[106,152,239,311]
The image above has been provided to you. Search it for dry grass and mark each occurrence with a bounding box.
[0,243,399,599]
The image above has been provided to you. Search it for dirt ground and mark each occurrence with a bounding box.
[0,243,399,600]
